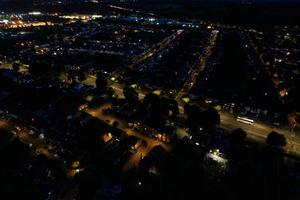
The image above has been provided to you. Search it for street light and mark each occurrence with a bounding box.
[137,181,142,187]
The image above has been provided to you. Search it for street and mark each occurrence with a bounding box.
[86,104,171,172]
[82,75,300,156]
[128,29,184,70]
[175,30,218,101]
[220,111,300,155]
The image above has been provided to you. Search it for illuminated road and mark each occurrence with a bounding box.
[0,117,56,159]
[81,76,300,156]
[108,29,185,79]
[108,4,156,16]
[83,75,145,100]
[80,29,300,157]
[111,82,146,100]
[220,111,300,155]
[128,29,184,70]
[0,60,29,73]
[86,104,170,172]
[176,30,218,101]
[122,128,171,171]
[246,33,285,96]
[82,73,300,156]
[0,119,10,129]
[0,117,80,200]
[0,61,12,69]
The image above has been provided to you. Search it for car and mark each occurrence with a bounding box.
[28,130,35,135]
[15,126,21,131]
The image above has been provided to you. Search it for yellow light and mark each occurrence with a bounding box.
[153,90,161,95]
[182,97,190,103]
[130,84,138,89]
[214,105,222,111]
[71,161,80,169]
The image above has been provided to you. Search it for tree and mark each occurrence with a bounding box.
[76,118,106,151]
[29,62,60,82]
[96,73,107,92]
[106,87,115,99]
[12,62,20,71]
[230,128,247,144]
[186,105,202,126]
[77,70,86,82]
[55,93,85,117]
[184,103,191,115]
[228,128,248,160]
[142,93,169,127]
[29,62,44,77]
[166,98,179,116]
[123,86,138,104]
[266,131,287,147]
[186,105,220,130]
[143,93,160,110]
[112,120,119,128]
[203,108,220,127]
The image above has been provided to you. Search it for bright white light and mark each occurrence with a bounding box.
[28,11,42,15]
[1,19,9,24]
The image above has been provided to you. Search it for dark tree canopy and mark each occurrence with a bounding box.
[123,86,139,104]
[96,73,107,92]
[266,131,287,147]
[185,104,220,130]
[230,128,247,143]
[12,62,20,71]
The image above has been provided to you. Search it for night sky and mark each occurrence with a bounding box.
[0,0,300,3]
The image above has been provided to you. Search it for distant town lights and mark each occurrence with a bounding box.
[1,19,9,24]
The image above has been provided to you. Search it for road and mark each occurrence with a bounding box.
[128,29,184,70]
[85,104,171,172]
[175,30,218,101]
[0,60,29,73]
[0,119,10,129]
[108,29,185,79]
[0,116,80,199]
[0,117,56,159]
[0,61,12,69]
[220,111,300,155]
[83,75,146,100]
[79,29,300,157]
[82,74,300,156]
[246,33,284,96]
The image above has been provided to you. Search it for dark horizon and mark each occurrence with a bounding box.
[1,0,300,4]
